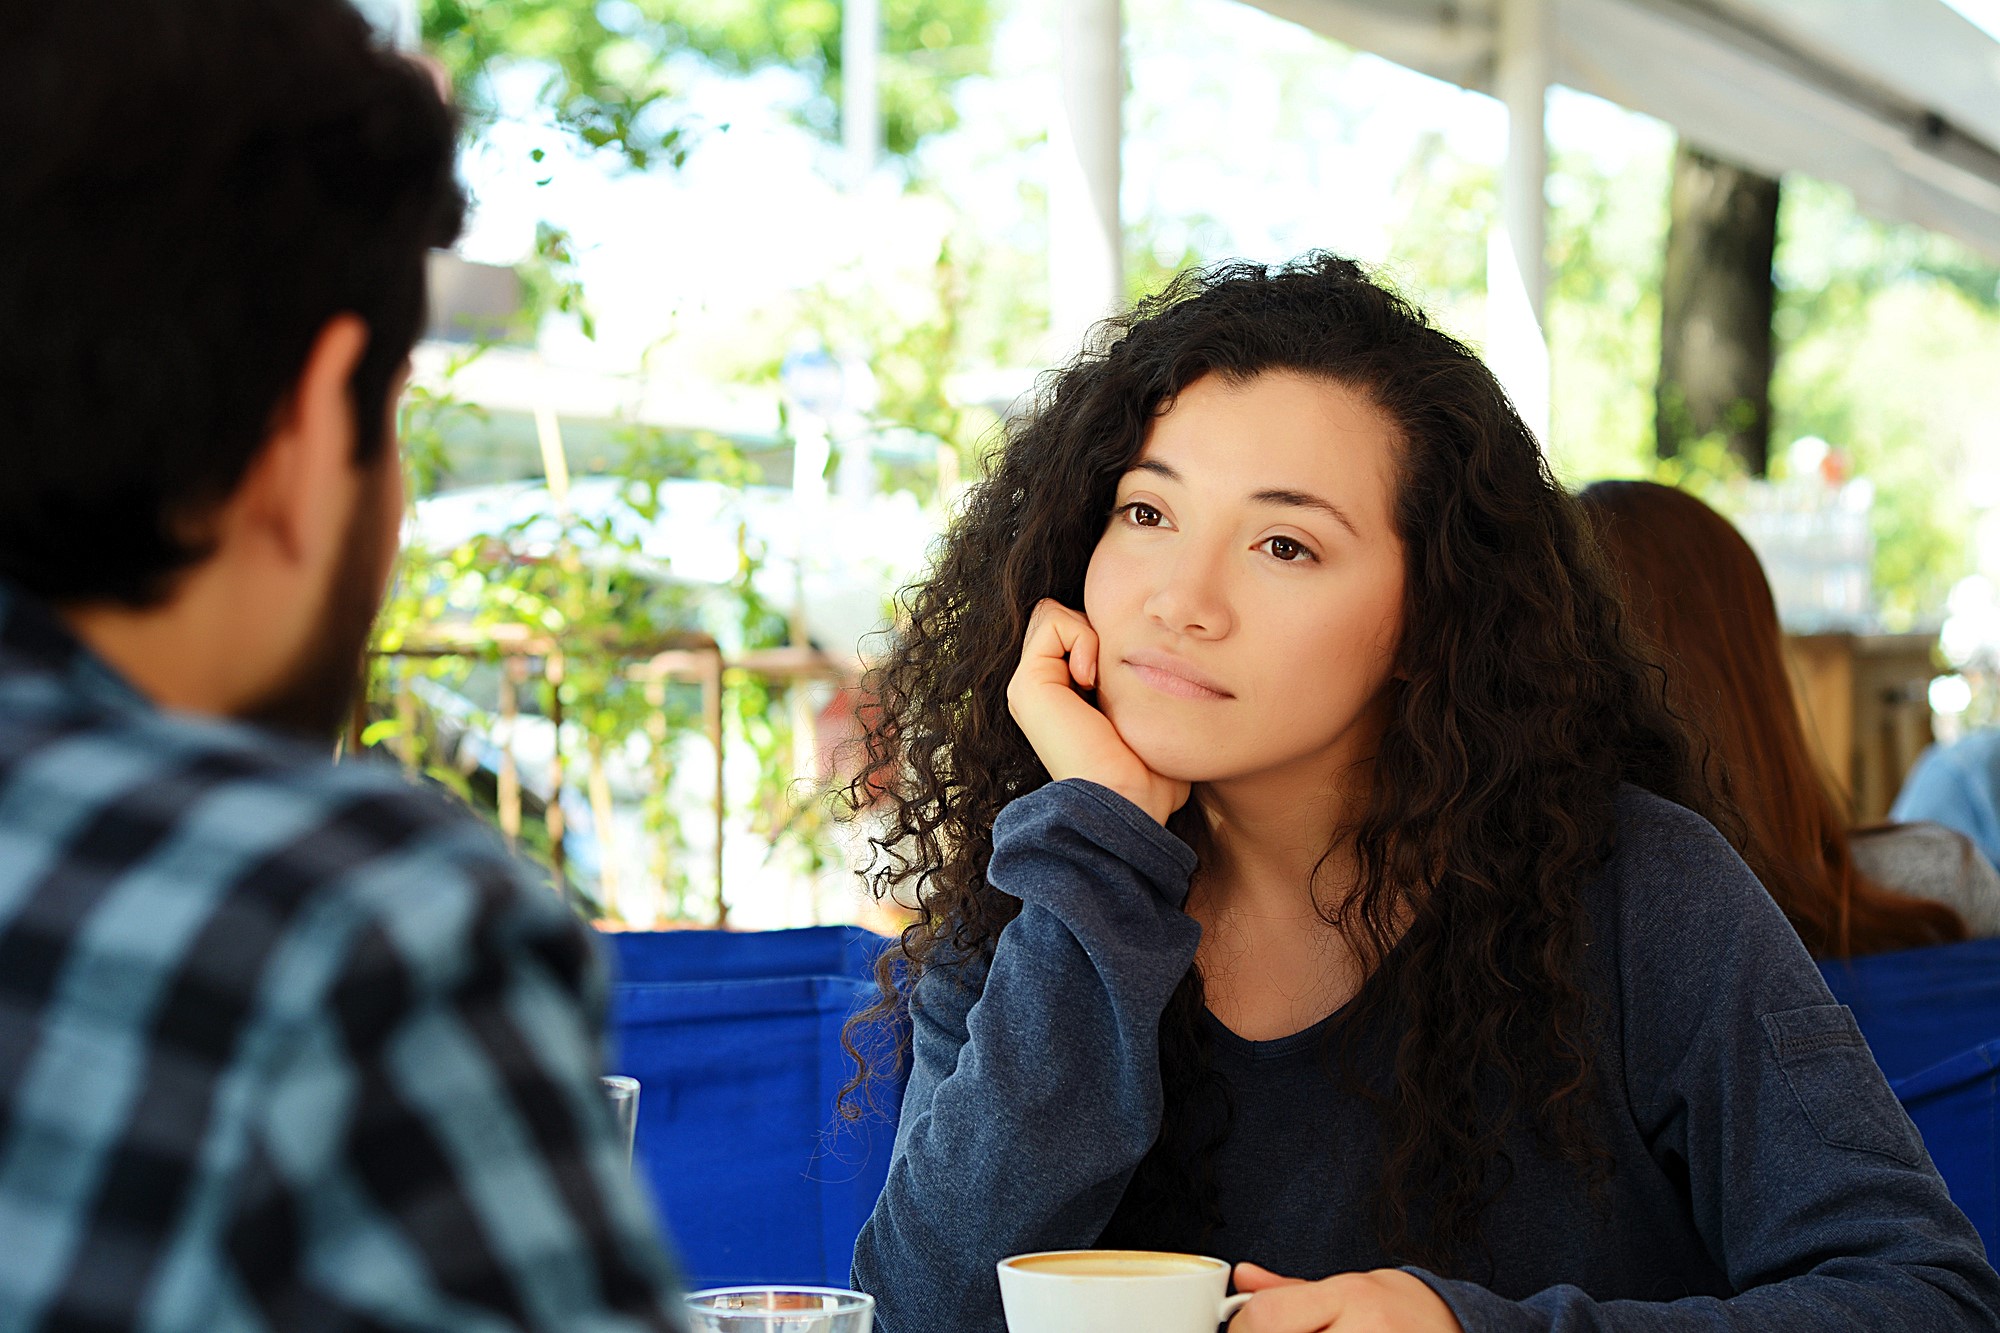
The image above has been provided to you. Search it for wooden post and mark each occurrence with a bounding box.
[498,658,523,848]
[644,675,672,924]
[545,651,567,897]
[343,668,368,762]
[706,649,727,927]
[394,667,418,768]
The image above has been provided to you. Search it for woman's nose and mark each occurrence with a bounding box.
[1143,556,1233,639]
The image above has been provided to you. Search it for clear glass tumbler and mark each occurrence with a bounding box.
[600,1075,639,1172]
[682,1286,875,1333]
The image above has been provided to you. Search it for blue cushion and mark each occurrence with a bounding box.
[1889,1041,2000,1256]
[608,924,891,987]
[1822,940,2000,1255]
[607,930,906,1289]
[1821,938,2000,1081]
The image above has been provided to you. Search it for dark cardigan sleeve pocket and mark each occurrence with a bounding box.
[1763,1004,1925,1167]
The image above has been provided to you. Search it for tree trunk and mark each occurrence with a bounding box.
[1657,143,1780,475]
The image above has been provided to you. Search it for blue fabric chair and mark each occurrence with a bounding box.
[1887,1040,2000,1253]
[606,927,906,1289]
[1821,938,2000,1255]
[608,925,894,991]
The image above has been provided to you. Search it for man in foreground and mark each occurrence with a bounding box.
[0,1,683,1326]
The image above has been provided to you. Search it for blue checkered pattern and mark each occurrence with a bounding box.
[0,583,683,1330]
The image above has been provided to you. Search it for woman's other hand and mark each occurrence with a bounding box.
[1006,598,1190,825]
[1227,1262,1463,1333]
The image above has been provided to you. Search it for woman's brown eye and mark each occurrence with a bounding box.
[1132,504,1161,526]
[1266,536,1309,562]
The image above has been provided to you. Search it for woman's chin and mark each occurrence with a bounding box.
[1103,697,1242,784]
[1123,734,1231,787]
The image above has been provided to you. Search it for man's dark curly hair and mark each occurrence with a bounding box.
[841,253,1719,1272]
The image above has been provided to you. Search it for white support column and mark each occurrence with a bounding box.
[843,0,882,184]
[1487,0,1551,446]
[1050,0,1124,354]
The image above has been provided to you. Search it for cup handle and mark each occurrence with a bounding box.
[1217,1292,1254,1323]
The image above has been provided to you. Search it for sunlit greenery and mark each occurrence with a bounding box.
[379,0,2000,923]
[421,0,994,166]
[1379,113,2000,629]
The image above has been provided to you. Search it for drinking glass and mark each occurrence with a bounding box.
[600,1075,639,1172]
[682,1286,875,1332]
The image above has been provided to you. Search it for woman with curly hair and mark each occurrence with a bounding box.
[1578,478,1994,955]
[843,255,2000,1332]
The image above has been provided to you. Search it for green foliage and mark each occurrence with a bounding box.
[1381,132,1493,319]
[371,359,804,923]
[398,346,490,497]
[1372,117,1997,636]
[1378,130,1672,488]
[743,233,1005,496]
[383,1,1010,924]
[1774,178,2000,630]
[420,0,995,168]
[1645,430,1751,498]
[666,0,994,155]
[519,221,597,339]
[1124,210,1221,309]
[1544,137,1671,485]
[423,0,692,170]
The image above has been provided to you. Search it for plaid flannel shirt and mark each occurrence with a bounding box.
[0,583,683,1331]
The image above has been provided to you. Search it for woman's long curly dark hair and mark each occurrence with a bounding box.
[840,254,1718,1272]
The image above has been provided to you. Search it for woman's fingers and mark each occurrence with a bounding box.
[1069,620,1098,691]
[1007,598,1188,825]
[1227,1270,1463,1333]
[1015,600,1098,692]
[1227,1279,1342,1333]
[1018,600,1080,676]
[1233,1262,1305,1293]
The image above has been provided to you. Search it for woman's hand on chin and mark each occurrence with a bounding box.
[1007,599,1191,826]
[1227,1262,1463,1333]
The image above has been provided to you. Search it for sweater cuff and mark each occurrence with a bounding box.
[1403,1270,1535,1333]
[990,779,1199,906]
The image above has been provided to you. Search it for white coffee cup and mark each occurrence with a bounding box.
[997,1249,1252,1333]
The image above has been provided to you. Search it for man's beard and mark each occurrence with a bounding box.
[238,457,398,743]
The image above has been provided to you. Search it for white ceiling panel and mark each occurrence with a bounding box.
[1235,0,2000,259]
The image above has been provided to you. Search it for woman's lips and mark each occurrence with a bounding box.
[1124,656,1232,701]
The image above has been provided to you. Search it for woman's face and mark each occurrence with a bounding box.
[1082,370,1407,790]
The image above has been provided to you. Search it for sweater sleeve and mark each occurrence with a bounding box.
[849,780,1203,1333]
[1412,791,2000,1332]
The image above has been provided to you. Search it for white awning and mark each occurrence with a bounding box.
[1241,0,2000,261]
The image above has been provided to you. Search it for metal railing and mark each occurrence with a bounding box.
[347,622,853,925]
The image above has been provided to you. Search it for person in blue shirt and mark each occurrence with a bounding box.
[1894,729,2000,873]
[0,2,682,1327]
[841,255,2000,1331]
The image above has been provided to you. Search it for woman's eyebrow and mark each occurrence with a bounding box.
[1252,487,1358,538]
[1126,459,1358,537]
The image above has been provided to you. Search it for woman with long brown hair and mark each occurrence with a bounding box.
[1578,478,1995,956]
[843,256,1999,1332]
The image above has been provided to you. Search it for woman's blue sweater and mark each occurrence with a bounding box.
[851,779,2000,1331]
